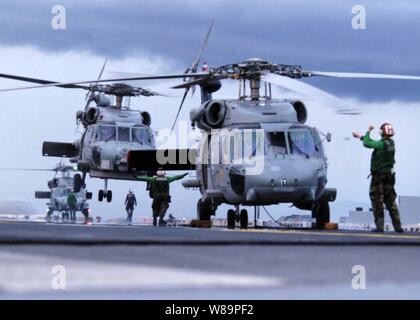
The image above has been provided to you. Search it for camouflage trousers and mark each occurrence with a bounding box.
[369,172,402,230]
[152,197,169,219]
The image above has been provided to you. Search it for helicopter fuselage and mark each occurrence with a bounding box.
[74,106,154,181]
[184,98,336,215]
[36,168,90,215]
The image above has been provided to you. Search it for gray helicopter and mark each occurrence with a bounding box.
[165,54,420,229]
[36,162,92,222]
[123,21,420,229]
[0,62,192,203]
[163,58,335,229]
[0,162,92,222]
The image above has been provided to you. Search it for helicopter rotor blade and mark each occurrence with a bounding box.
[0,168,56,172]
[191,18,214,73]
[0,73,210,92]
[309,71,420,80]
[0,73,89,89]
[262,73,361,115]
[97,57,108,81]
[85,57,108,107]
[262,73,337,100]
[170,89,190,133]
[170,19,215,133]
[172,75,217,89]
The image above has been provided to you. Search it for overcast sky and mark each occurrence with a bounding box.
[0,0,419,221]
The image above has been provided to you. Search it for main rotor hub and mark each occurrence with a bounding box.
[209,58,307,101]
[214,58,305,81]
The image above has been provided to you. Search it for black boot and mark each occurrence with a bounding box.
[153,218,157,227]
[394,226,404,233]
[159,218,167,226]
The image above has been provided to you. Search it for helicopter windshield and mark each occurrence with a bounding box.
[132,127,153,146]
[267,132,287,154]
[118,127,130,142]
[53,187,67,197]
[97,125,116,142]
[96,125,153,145]
[288,129,322,158]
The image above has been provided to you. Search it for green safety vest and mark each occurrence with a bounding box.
[371,138,395,173]
[151,177,170,198]
[67,193,77,206]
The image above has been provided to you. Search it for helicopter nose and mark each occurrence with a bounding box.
[95,144,128,171]
[243,159,322,203]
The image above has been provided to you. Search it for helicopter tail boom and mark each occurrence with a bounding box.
[35,191,51,199]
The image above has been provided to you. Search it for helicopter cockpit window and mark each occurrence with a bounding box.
[97,125,116,142]
[132,127,153,146]
[53,187,67,197]
[288,129,321,158]
[267,132,287,154]
[118,127,130,142]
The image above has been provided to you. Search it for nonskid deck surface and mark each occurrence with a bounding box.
[0,220,420,299]
[0,220,419,245]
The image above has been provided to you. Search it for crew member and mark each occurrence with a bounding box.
[352,123,404,233]
[125,189,137,225]
[137,170,188,226]
[67,190,77,223]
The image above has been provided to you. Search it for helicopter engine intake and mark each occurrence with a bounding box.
[84,107,99,124]
[141,111,151,126]
[47,178,58,189]
[203,100,226,128]
[291,100,307,123]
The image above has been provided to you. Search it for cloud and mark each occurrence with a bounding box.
[1,1,419,101]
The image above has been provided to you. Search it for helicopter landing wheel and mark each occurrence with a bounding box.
[98,190,104,202]
[227,209,236,229]
[240,209,248,229]
[106,190,112,203]
[197,199,211,221]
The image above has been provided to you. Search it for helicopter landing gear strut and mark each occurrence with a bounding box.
[227,205,248,230]
[311,201,330,229]
[98,179,112,203]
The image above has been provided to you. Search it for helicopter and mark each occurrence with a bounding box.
[0,62,199,203]
[0,161,92,222]
[123,19,420,229]
[162,55,420,229]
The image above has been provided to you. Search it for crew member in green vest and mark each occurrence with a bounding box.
[137,169,188,226]
[353,123,403,233]
[67,190,78,223]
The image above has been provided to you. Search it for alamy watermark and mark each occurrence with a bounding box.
[51,5,66,30]
[352,5,366,30]
[51,265,66,290]
[351,265,366,290]
[155,127,266,176]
